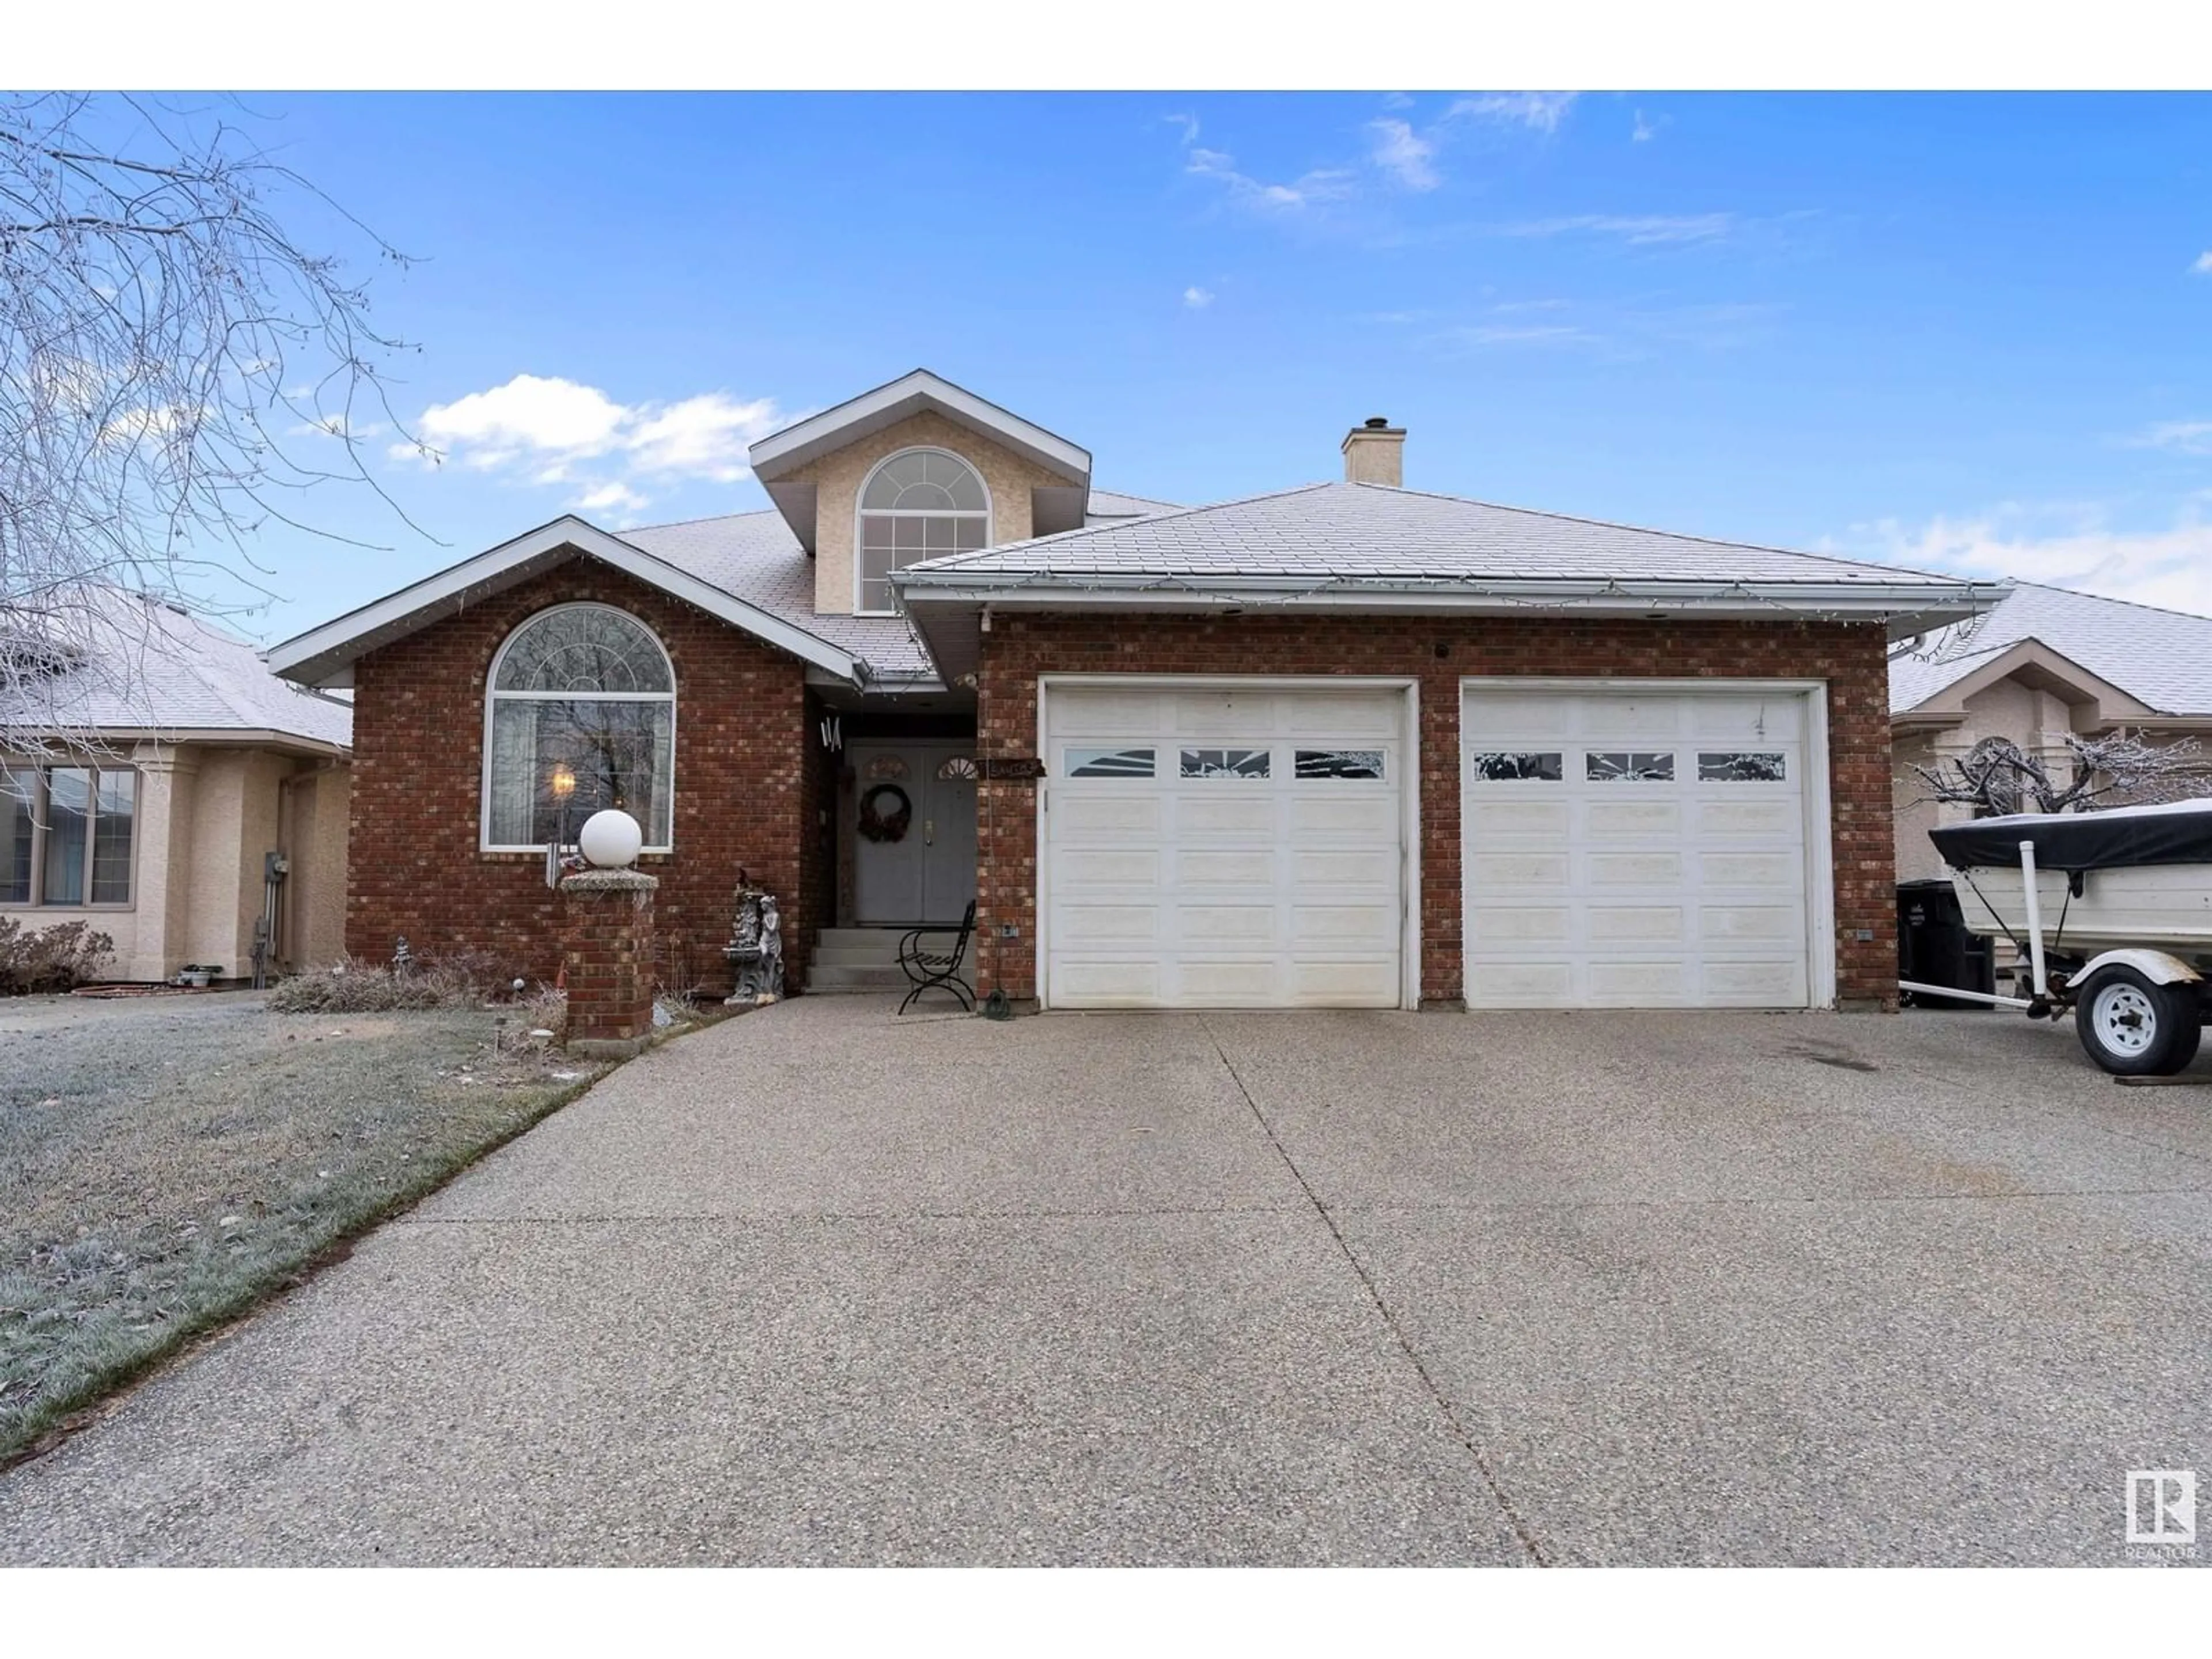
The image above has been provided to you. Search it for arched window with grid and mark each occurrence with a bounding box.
[855,448,990,614]
[482,603,675,850]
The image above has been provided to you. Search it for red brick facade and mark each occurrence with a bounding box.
[560,872,657,1044]
[974,613,1899,1008]
[346,555,820,995]
[349,558,1900,1010]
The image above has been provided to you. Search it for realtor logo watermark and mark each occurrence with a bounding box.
[2126,1470,2196,1556]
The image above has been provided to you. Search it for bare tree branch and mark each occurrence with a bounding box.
[1909,732,2207,817]
[1,91,428,758]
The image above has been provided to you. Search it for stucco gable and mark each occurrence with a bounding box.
[763,408,1089,617]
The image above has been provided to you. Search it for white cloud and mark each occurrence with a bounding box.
[2129,420,2212,457]
[1183,286,1215,309]
[2193,251,2212,275]
[1186,145,1354,213]
[1449,93,1578,134]
[413,374,629,469]
[624,392,781,482]
[1368,118,1440,192]
[1503,213,1735,246]
[1632,110,1660,143]
[1164,112,1199,147]
[400,374,786,497]
[573,481,649,517]
[1862,506,2212,615]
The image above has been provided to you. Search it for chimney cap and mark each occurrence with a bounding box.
[1363,415,1391,429]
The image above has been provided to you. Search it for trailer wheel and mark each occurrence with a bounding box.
[2074,965,2202,1076]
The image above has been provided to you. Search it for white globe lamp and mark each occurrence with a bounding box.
[577,808,643,870]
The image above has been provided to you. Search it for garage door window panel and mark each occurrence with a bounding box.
[1471,752,1563,782]
[1294,749,1385,781]
[1586,751,1676,783]
[1698,752,1787,782]
[1181,748,1270,779]
[1065,747,1156,779]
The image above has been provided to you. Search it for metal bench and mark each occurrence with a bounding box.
[897,900,976,1014]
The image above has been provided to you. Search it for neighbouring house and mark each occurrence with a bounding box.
[1,587,353,984]
[267,368,1987,1012]
[1891,582,2212,882]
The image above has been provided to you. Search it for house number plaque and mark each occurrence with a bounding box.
[980,756,1047,781]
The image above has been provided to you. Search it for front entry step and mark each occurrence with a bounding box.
[806,926,973,995]
[813,928,906,968]
[808,962,909,993]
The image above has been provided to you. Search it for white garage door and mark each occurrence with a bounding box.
[1042,683,1407,1009]
[1461,686,1817,1009]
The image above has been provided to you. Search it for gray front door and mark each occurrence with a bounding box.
[851,743,978,925]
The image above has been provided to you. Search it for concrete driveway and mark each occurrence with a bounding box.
[3,997,2208,1566]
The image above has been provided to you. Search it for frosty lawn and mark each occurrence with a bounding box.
[0,993,599,1461]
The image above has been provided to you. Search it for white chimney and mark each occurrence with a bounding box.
[1341,416,1404,487]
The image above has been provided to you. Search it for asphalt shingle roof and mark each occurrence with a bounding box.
[622,488,1180,680]
[1,588,353,747]
[903,480,1965,587]
[1889,581,2212,716]
[620,509,936,678]
[1084,488,1181,521]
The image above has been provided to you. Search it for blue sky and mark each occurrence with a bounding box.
[225,92,2212,639]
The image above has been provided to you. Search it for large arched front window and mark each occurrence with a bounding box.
[855,448,990,614]
[483,603,675,850]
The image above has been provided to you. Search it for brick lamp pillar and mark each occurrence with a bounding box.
[558,808,657,1058]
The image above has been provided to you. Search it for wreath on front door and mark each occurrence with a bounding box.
[858,783,913,844]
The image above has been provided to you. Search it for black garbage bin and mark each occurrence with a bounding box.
[1897,878,1995,1009]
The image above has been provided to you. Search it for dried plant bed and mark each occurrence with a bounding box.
[0,1001,604,1464]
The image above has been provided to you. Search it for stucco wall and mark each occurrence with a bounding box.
[781,410,1075,615]
[286,764,351,968]
[2,740,347,982]
[178,749,248,972]
[975,613,1899,1009]
[1893,730,1947,884]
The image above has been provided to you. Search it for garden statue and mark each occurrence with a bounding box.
[723,869,785,1005]
[756,892,783,1002]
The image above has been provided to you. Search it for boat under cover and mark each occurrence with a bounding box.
[1930,797,2212,873]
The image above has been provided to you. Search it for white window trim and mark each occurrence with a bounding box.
[479,602,679,854]
[854,446,993,617]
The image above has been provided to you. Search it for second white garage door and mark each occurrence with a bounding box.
[1041,682,1408,1009]
[1461,684,1821,1009]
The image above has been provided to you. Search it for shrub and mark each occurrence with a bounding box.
[0,917,115,995]
[268,950,530,1014]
